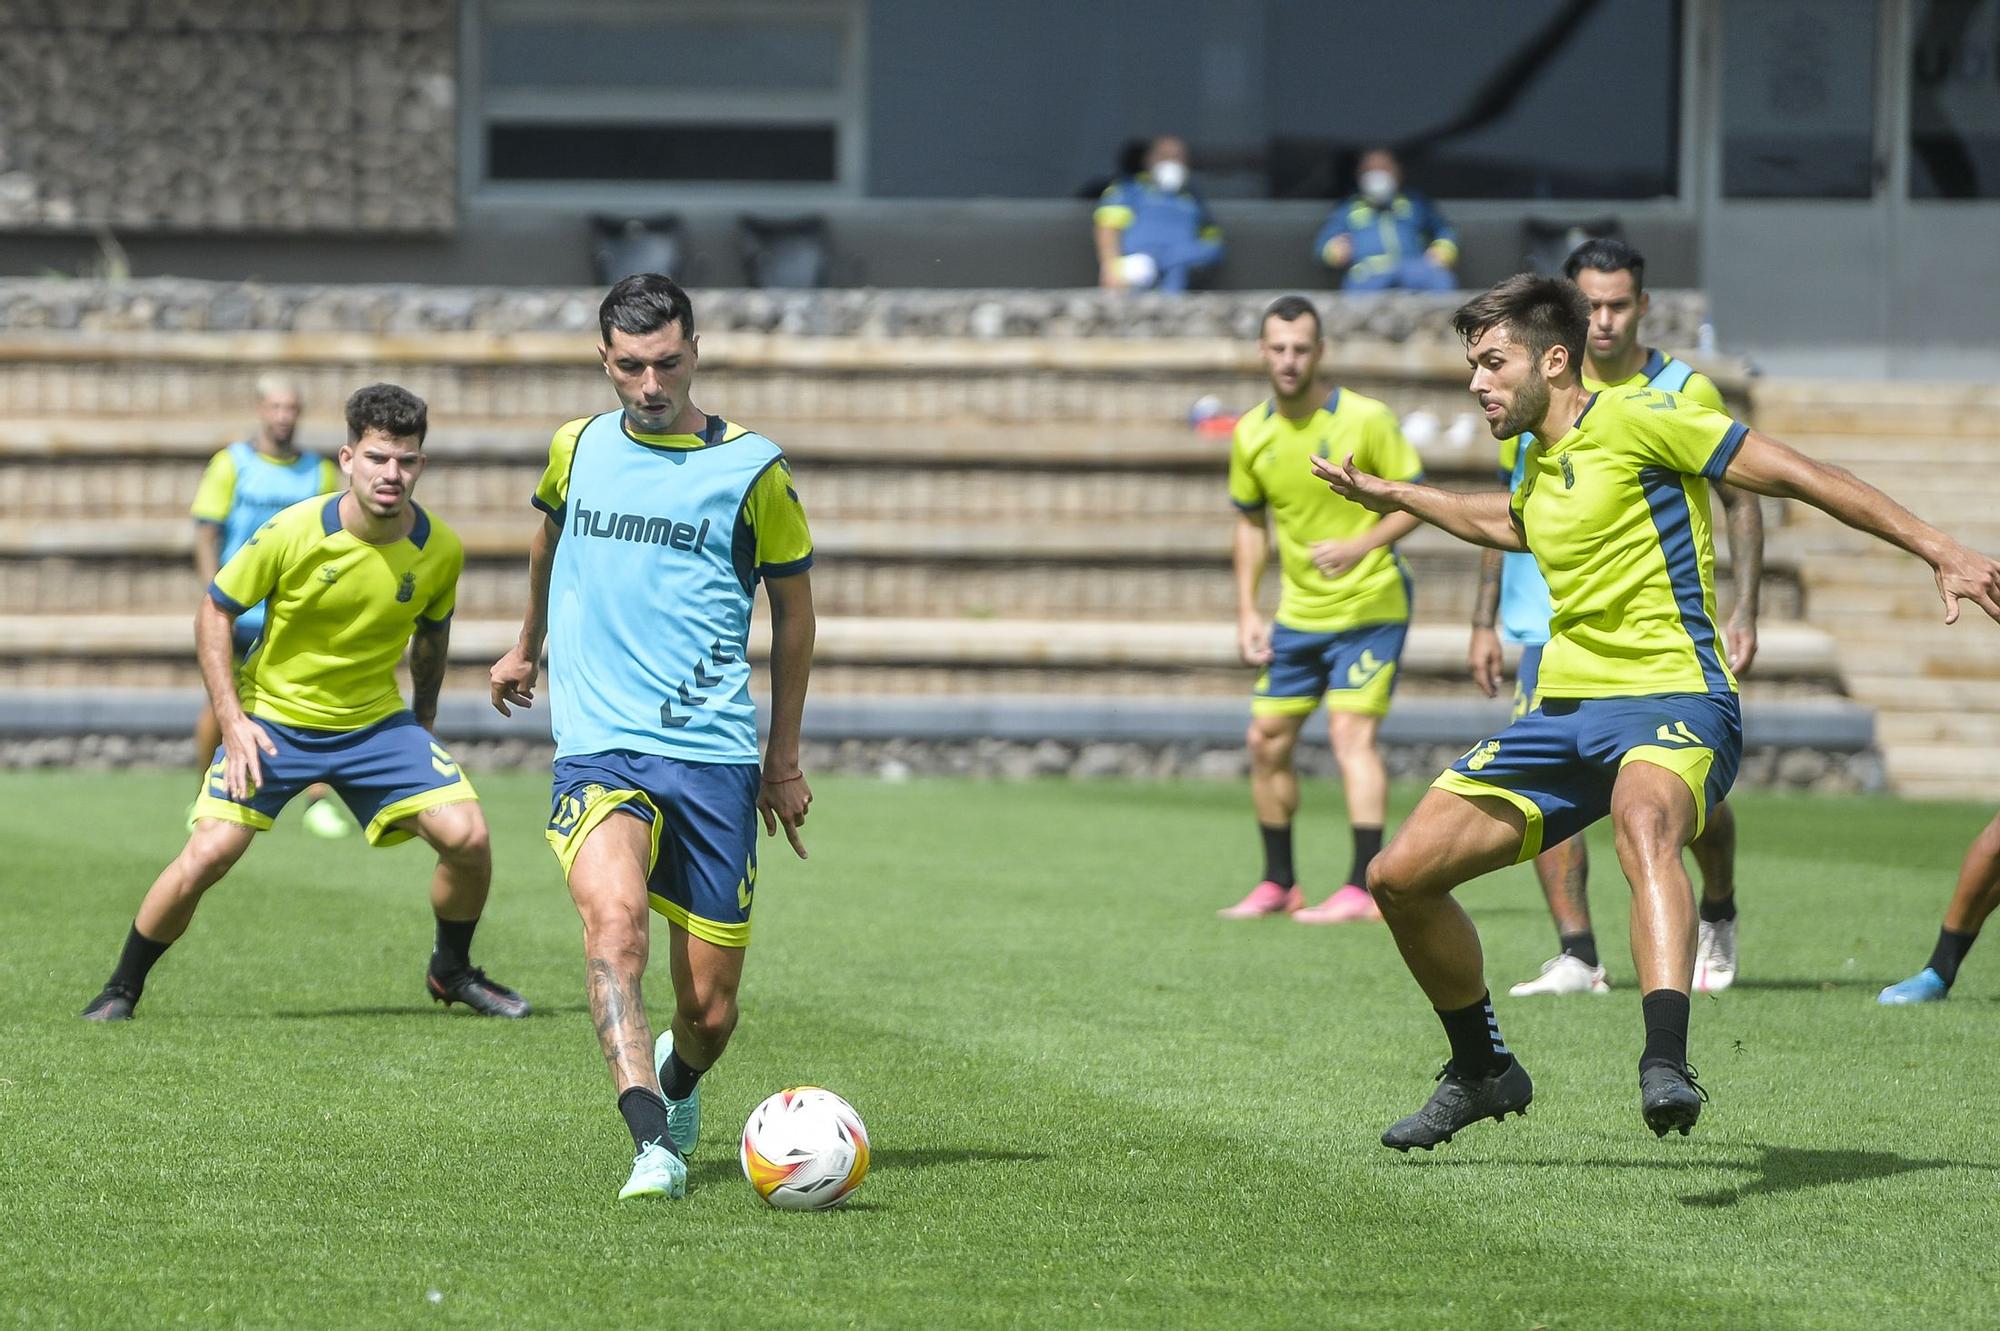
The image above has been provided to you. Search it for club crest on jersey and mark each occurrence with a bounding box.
[317,563,341,584]
[396,572,416,603]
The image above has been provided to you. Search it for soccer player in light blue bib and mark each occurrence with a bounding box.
[491,274,817,1203]
[188,375,352,838]
[1466,239,1765,999]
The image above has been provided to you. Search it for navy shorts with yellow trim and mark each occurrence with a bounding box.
[1254,620,1408,718]
[546,752,761,949]
[1511,641,1548,720]
[1435,691,1742,863]
[194,711,477,846]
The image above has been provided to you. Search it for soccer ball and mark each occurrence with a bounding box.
[740,1086,871,1211]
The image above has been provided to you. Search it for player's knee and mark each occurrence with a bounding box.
[1366,848,1418,910]
[1612,801,1680,861]
[1329,717,1381,765]
[1246,721,1294,768]
[676,987,739,1044]
[433,809,491,865]
[578,898,648,957]
[181,827,248,888]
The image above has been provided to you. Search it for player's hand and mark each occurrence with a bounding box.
[1324,235,1353,268]
[1933,542,2000,626]
[1467,626,1504,698]
[1725,609,1759,676]
[758,771,812,860]
[1309,453,1402,514]
[1099,263,1124,291]
[489,646,539,715]
[1237,616,1273,667]
[220,714,277,801]
[1311,538,1370,579]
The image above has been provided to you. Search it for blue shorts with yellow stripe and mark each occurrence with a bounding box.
[1434,691,1742,863]
[1253,620,1407,718]
[546,752,760,949]
[194,711,477,846]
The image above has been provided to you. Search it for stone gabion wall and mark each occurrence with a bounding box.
[0,278,1713,347]
[5,734,1887,794]
[0,1,455,232]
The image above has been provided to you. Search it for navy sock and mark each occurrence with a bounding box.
[1699,894,1737,924]
[1559,930,1599,969]
[1347,826,1384,890]
[1259,823,1295,889]
[1639,989,1691,1074]
[618,1086,675,1155]
[661,1047,708,1102]
[1437,992,1509,1078]
[1926,927,1978,988]
[431,918,479,974]
[108,924,169,995]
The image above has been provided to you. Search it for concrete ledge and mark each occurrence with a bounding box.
[0,688,1875,752]
[0,614,1846,681]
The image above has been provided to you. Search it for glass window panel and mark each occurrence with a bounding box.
[1909,0,2000,198]
[487,18,844,92]
[488,123,839,182]
[1720,0,1878,198]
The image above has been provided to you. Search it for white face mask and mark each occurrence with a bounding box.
[1359,169,1397,205]
[1150,159,1188,194]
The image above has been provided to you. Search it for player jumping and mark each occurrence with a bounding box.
[1312,275,2000,1146]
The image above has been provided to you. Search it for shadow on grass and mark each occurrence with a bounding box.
[1721,978,1896,993]
[688,1146,1048,1189]
[267,1004,587,1019]
[1402,1142,1996,1207]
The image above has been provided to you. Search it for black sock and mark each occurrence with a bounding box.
[108,925,170,995]
[1926,927,1979,988]
[661,1047,709,1102]
[1259,823,1295,889]
[431,918,479,974]
[618,1086,676,1155]
[1699,894,1737,924]
[1559,930,1600,969]
[1347,825,1384,889]
[1640,988,1691,1073]
[1437,992,1509,1078]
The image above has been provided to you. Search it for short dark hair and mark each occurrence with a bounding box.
[1563,237,1646,293]
[599,273,696,344]
[1260,294,1322,339]
[1452,274,1588,369]
[344,382,427,445]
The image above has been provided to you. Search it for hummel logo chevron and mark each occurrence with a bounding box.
[692,661,724,690]
[678,681,706,707]
[710,638,738,665]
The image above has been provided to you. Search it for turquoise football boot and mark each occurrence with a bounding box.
[655,1029,701,1158]
[617,1140,686,1201]
[1878,968,1949,1005]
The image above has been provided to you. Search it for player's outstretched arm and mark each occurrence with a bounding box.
[410,617,449,732]
[1723,431,2000,625]
[490,515,560,715]
[195,596,275,798]
[760,571,816,859]
[1309,453,1526,552]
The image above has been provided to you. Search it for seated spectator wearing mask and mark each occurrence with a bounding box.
[1094,136,1226,292]
[1314,149,1459,292]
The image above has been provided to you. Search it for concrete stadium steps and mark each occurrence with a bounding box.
[0,515,1807,622]
[0,612,1846,697]
[1749,380,2000,797]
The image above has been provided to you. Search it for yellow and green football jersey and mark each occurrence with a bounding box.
[1228,389,1422,633]
[209,494,464,731]
[1509,384,1748,699]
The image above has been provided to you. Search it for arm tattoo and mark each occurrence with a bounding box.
[586,957,656,1087]
[409,621,449,718]
[1471,548,1503,629]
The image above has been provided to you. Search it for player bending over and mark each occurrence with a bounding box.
[1311,275,2000,1146]
[490,274,816,1202]
[81,384,529,1022]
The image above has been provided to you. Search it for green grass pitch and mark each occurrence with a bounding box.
[3,770,1995,1330]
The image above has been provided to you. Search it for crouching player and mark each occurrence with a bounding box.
[81,384,529,1021]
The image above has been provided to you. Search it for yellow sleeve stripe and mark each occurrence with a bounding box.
[1094,205,1135,229]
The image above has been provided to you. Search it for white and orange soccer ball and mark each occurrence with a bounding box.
[739,1086,871,1211]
